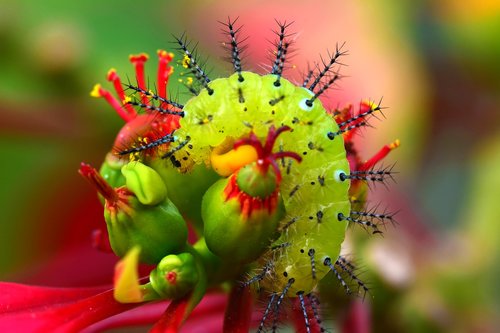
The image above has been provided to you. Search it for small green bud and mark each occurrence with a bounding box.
[122,161,167,206]
[149,252,199,299]
[80,162,188,264]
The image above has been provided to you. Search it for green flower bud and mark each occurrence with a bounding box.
[202,175,285,264]
[149,252,199,299]
[80,162,188,264]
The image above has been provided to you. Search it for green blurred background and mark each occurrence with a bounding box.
[0,0,498,332]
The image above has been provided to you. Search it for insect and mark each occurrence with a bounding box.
[89,18,399,332]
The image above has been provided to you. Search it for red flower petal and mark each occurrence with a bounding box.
[0,282,137,332]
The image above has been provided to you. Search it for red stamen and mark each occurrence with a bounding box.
[92,85,135,122]
[107,69,137,118]
[129,53,149,105]
[78,162,119,203]
[157,50,174,109]
[233,125,302,183]
[234,133,264,158]
[263,125,290,154]
[359,139,400,171]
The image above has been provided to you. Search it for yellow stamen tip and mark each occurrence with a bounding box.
[182,55,191,68]
[90,84,102,98]
[122,96,132,105]
[389,139,400,149]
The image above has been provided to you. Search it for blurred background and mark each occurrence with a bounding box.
[0,0,498,332]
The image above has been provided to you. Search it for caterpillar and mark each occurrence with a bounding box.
[90,18,399,332]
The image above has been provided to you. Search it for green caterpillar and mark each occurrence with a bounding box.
[89,18,398,332]
[172,70,351,295]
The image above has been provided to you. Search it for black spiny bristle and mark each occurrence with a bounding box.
[308,43,347,91]
[302,64,315,88]
[173,33,214,95]
[161,136,190,160]
[270,20,294,86]
[126,99,185,117]
[337,212,382,234]
[324,257,352,295]
[307,293,326,332]
[338,98,385,128]
[125,83,185,109]
[242,262,273,288]
[326,121,368,140]
[271,278,295,332]
[220,17,247,82]
[348,164,397,184]
[335,256,369,298]
[117,133,176,156]
[257,293,276,333]
[305,73,341,106]
[297,291,311,333]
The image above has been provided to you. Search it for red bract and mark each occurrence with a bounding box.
[0,282,229,333]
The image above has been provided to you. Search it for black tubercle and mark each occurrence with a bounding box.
[269,95,285,106]
[173,33,214,95]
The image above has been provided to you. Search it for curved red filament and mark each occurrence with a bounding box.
[234,125,302,183]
